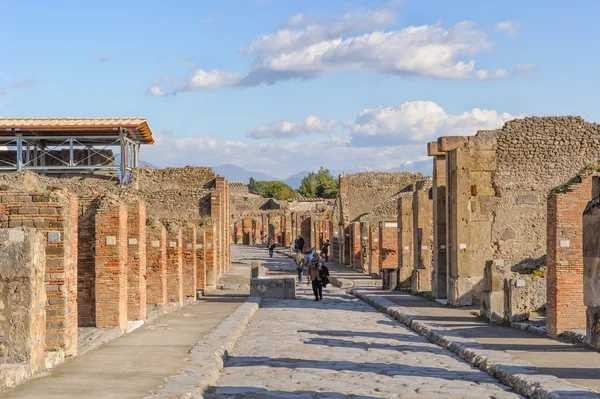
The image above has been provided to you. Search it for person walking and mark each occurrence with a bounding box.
[268,236,275,258]
[307,251,323,301]
[297,236,305,253]
[321,239,330,262]
[252,231,256,246]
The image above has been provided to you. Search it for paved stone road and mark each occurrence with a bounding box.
[208,246,522,398]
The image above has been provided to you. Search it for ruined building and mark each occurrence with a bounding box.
[0,118,231,390]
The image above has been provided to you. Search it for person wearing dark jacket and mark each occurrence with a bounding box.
[321,239,330,262]
[297,236,305,253]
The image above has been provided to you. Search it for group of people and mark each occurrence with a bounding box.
[263,234,333,301]
[296,247,330,301]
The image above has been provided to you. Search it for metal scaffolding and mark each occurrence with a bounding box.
[0,118,154,184]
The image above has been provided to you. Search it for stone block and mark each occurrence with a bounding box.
[483,260,507,292]
[250,261,266,279]
[506,278,530,322]
[586,306,600,349]
[481,291,505,323]
[250,278,296,299]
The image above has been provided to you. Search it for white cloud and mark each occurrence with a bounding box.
[346,100,524,146]
[151,3,527,92]
[245,116,336,139]
[495,20,519,37]
[93,53,113,63]
[516,63,537,73]
[199,17,214,24]
[9,78,36,89]
[149,86,166,96]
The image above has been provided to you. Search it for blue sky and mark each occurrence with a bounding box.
[1,0,599,178]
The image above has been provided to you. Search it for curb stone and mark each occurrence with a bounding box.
[149,296,262,399]
[350,288,600,399]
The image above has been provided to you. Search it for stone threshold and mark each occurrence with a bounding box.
[350,288,600,399]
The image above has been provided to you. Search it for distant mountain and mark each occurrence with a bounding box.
[283,168,347,189]
[213,164,279,184]
[390,160,432,176]
[139,160,159,168]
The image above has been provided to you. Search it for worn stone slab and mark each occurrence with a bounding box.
[250,278,296,299]
[151,297,261,398]
[350,288,600,399]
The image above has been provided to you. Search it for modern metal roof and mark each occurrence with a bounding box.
[0,117,154,144]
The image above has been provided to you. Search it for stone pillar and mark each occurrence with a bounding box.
[369,224,380,276]
[95,200,128,330]
[481,260,508,322]
[182,225,197,300]
[146,223,167,309]
[547,175,594,336]
[166,226,183,306]
[343,224,351,266]
[205,226,217,288]
[583,178,600,348]
[0,228,46,375]
[398,195,414,288]
[412,183,433,293]
[127,200,147,321]
[210,185,223,276]
[196,228,206,293]
[428,141,448,299]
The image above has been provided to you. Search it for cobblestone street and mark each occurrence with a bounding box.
[208,246,521,398]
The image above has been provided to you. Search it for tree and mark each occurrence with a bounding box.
[299,167,339,198]
[249,179,298,200]
[248,177,257,193]
[299,172,317,197]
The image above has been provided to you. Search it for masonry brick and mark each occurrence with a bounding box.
[547,174,595,336]
[182,225,197,299]
[95,200,128,330]
[412,183,434,293]
[146,223,167,309]
[205,226,217,287]
[127,200,147,321]
[166,226,183,306]
[379,221,399,273]
[398,195,414,289]
[77,196,100,327]
[0,191,79,356]
[197,228,206,293]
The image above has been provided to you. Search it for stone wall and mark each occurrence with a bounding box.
[0,228,46,376]
[412,181,433,293]
[441,116,600,306]
[127,201,147,321]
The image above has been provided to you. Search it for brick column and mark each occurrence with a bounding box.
[360,222,370,274]
[398,194,414,289]
[77,196,100,327]
[428,142,448,299]
[95,200,128,330]
[234,221,242,244]
[182,225,197,299]
[127,201,147,321]
[412,183,433,293]
[547,175,594,336]
[242,218,252,245]
[146,223,167,309]
[197,228,206,293]
[369,224,380,276]
[379,221,399,273]
[206,226,217,287]
[210,190,223,277]
[166,226,183,306]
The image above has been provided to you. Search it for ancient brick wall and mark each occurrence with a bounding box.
[359,222,370,274]
[146,223,167,308]
[182,225,197,299]
[398,194,414,288]
[369,225,380,276]
[379,221,398,272]
[205,227,217,287]
[546,173,597,336]
[166,226,183,306]
[0,228,47,375]
[339,172,425,224]
[77,196,100,327]
[127,201,147,321]
[95,200,128,330]
[0,191,78,355]
[196,229,206,292]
